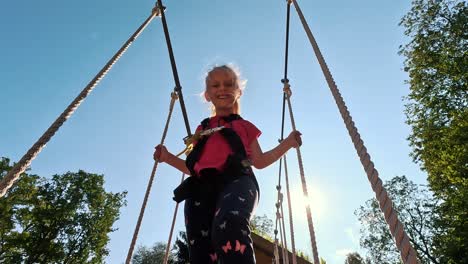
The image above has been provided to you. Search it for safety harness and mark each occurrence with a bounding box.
[173,114,259,202]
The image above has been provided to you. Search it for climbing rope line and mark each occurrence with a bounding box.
[0,7,161,198]
[275,187,289,264]
[284,82,320,264]
[279,211,289,264]
[147,1,194,263]
[280,201,290,264]
[275,206,287,264]
[1,1,424,263]
[273,159,287,263]
[163,172,186,264]
[273,1,298,263]
[125,92,179,264]
[274,242,280,264]
[283,154,297,264]
[156,0,192,137]
[291,0,421,263]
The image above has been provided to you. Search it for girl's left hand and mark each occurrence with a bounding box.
[286,130,302,148]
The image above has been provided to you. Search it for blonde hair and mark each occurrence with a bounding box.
[204,64,247,116]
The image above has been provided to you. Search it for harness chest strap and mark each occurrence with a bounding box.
[173,114,260,203]
[185,114,251,177]
[176,126,225,157]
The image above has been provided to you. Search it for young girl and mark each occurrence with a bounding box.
[154,65,301,264]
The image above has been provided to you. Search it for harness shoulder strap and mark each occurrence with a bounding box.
[185,114,246,176]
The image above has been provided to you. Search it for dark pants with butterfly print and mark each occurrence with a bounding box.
[184,174,258,264]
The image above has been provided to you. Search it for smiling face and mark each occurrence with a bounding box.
[205,67,242,116]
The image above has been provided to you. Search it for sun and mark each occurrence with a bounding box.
[285,183,326,223]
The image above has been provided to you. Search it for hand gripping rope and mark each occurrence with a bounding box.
[273,0,318,263]
[284,80,321,264]
[125,92,181,264]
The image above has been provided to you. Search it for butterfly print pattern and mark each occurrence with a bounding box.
[183,176,258,263]
[235,240,247,254]
[209,253,218,262]
[222,241,232,253]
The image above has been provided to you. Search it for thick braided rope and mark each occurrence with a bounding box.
[125,92,178,264]
[0,10,159,198]
[163,172,185,264]
[283,154,298,264]
[291,1,420,263]
[284,85,320,264]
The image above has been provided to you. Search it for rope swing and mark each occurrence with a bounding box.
[273,1,319,263]
[1,1,423,264]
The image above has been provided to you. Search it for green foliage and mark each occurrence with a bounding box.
[345,252,369,264]
[399,1,467,262]
[0,157,127,264]
[250,214,274,241]
[355,176,439,264]
[132,232,189,264]
[172,231,189,264]
[132,242,175,264]
[296,250,311,262]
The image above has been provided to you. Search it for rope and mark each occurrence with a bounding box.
[283,154,297,264]
[163,172,186,264]
[280,202,290,264]
[0,9,160,198]
[273,159,284,260]
[156,0,192,137]
[125,92,179,264]
[274,241,280,264]
[273,2,295,263]
[284,82,320,264]
[278,211,288,264]
[143,2,194,262]
[290,1,421,263]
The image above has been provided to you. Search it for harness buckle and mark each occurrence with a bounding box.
[241,159,252,168]
[200,126,225,136]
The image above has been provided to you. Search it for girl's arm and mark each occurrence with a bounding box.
[154,145,191,175]
[250,131,302,169]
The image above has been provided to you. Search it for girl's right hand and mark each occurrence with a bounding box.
[286,130,302,148]
[154,144,169,163]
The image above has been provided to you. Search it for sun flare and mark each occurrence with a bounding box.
[284,184,326,222]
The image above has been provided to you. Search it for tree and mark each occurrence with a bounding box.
[132,232,189,264]
[345,252,368,264]
[0,157,127,263]
[250,214,274,240]
[172,231,189,264]
[132,242,175,264]
[355,176,439,264]
[399,1,467,263]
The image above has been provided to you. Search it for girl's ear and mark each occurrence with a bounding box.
[204,91,211,102]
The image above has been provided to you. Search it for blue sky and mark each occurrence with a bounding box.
[1,0,425,263]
